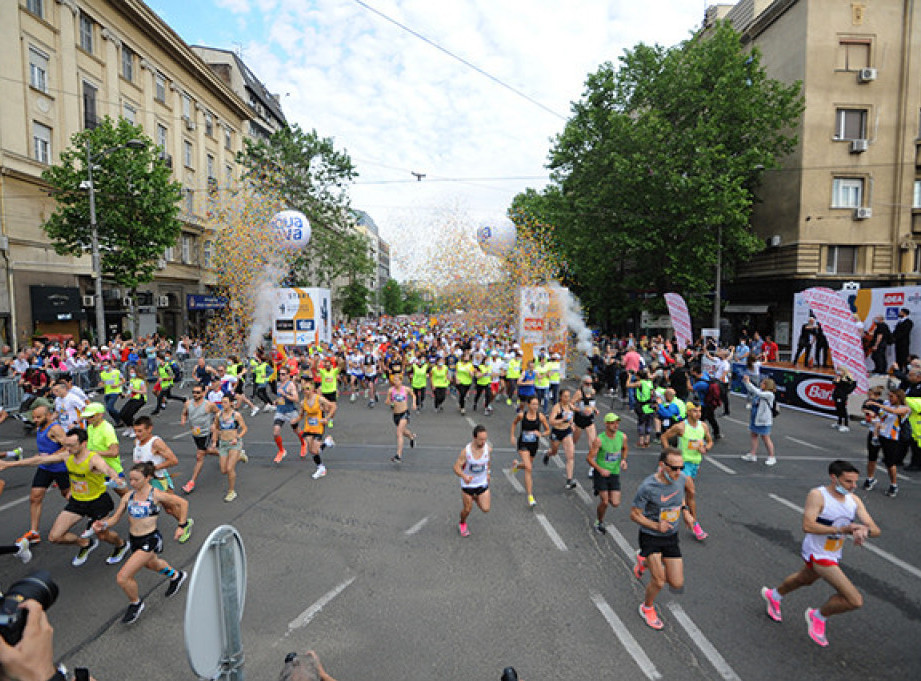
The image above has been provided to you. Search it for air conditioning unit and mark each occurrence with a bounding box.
[857,67,878,83]
[768,235,782,247]
[850,139,869,153]
[121,297,133,308]
[184,116,196,131]
[158,152,173,169]
[157,295,170,308]
[82,295,95,307]
[854,207,873,220]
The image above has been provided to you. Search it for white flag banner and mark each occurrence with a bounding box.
[801,286,869,394]
[664,293,693,350]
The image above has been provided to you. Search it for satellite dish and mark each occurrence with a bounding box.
[476,218,516,257]
[184,525,247,680]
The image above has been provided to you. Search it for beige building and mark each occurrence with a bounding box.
[0,0,255,346]
[707,0,921,344]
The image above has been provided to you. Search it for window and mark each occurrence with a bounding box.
[28,47,49,93]
[82,81,97,130]
[224,128,232,151]
[155,72,166,103]
[836,38,871,71]
[122,102,136,124]
[204,112,214,137]
[121,46,134,82]
[26,0,44,19]
[156,123,167,150]
[32,122,51,164]
[183,140,193,168]
[79,12,94,53]
[181,235,193,264]
[835,108,867,140]
[182,94,191,119]
[184,188,194,215]
[224,163,233,185]
[832,178,864,208]
[203,240,214,269]
[826,246,858,274]
[914,180,921,209]
[164,246,175,262]
[206,154,215,180]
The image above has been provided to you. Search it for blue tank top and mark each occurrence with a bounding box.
[37,423,67,472]
[127,488,161,519]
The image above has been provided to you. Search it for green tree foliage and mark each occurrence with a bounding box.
[513,22,803,326]
[402,287,424,315]
[41,117,182,294]
[381,279,403,316]
[340,280,371,320]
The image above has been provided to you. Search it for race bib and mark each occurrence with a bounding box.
[308,417,319,426]
[192,426,202,436]
[604,451,620,463]
[824,536,844,552]
[72,480,89,495]
[469,463,486,474]
[659,507,680,524]
[687,439,702,451]
[522,431,538,442]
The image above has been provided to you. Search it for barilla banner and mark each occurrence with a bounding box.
[801,287,868,394]
[731,363,836,416]
[664,293,693,351]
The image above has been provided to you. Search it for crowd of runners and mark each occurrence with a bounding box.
[0,320,891,648]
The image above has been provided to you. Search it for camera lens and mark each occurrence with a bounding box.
[7,570,59,611]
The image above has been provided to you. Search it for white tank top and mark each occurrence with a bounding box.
[133,435,166,478]
[800,486,857,563]
[461,442,490,489]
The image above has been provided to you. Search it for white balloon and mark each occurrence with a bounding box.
[271,210,312,249]
[476,218,516,257]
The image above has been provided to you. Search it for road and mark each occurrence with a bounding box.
[1,387,919,681]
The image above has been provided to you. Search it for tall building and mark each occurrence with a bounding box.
[711,0,921,346]
[353,210,382,317]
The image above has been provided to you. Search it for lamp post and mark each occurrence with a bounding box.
[712,224,722,331]
[85,138,145,346]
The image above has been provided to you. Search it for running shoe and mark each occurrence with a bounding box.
[740,453,758,462]
[409,434,416,448]
[323,436,336,449]
[106,542,130,565]
[460,408,466,415]
[506,398,512,406]
[692,522,708,541]
[485,406,493,415]
[312,465,327,479]
[165,570,188,598]
[565,479,577,490]
[72,537,99,566]
[239,450,248,463]
[633,551,646,579]
[224,490,238,502]
[15,538,32,564]
[594,520,607,534]
[80,525,96,539]
[510,461,520,474]
[863,477,877,491]
[829,422,840,429]
[350,394,356,403]
[122,428,133,437]
[765,457,777,466]
[542,452,550,466]
[250,406,259,417]
[274,449,287,464]
[871,436,880,446]
[588,468,594,478]
[885,484,899,498]
[527,495,537,507]
[390,454,402,463]
[458,522,470,537]
[638,603,664,630]
[838,426,850,433]
[178,518,195,543]
[5,447,23,461]
[128,431,137,439]
[182,480,196,494]
[18,530,40,545]
[805,608,828,647]
[761,587,782,622]
[263,404,275,411]
[122,600,145,625]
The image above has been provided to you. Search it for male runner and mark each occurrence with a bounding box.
[760,460,880,647]
[180,385,220,494]
[660,402,711,541]
[453,424,491,537]
[83,403,123,487]
[15,405,70,545]
[586,413,628,534]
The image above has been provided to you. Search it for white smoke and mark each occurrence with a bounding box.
[247,263,288,356]
[549,283,594,354]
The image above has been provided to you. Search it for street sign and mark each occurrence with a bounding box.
[185,525,247,680]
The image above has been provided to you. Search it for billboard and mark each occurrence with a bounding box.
[271,288,331,347]
[519,286,567,370]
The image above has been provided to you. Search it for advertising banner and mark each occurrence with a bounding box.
[271,288,331,347]
[801,287,868,394]
[519,286,567,369]
[664,293,692,350]
[731,362,836,416]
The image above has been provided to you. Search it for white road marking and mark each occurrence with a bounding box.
[785,436,825,451]
[896,473,912,482]
[171,430,191,440]
[0,495,29,512]
[604,523,636,562]
[573,480,593,505]
[768,493,921,580]
[404,517,429,535]
[464,416,477,429]
[552,454,564,469]
[590,593,662,681]
[283,577,356,638]
[724,416,748,426]
[503,468,525,494]
[706,457,737,475]
[667,603,742,681]
[535,513,568,551]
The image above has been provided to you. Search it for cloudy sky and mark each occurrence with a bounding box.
[148,0,708,277]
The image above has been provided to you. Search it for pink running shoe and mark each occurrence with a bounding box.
[458,522,470,537]
[805,608,828,647]
[692,522,708,541]
[761,587,782,622]
[633,551,646,579]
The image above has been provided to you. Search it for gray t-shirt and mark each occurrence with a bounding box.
[632,472,685,537]
[187,399,215,437]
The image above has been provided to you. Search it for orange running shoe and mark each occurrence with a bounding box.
[274,449,287,464]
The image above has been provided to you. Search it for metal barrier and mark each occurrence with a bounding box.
[0,377,23,412]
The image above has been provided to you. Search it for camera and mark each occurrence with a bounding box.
[0,570,59,646]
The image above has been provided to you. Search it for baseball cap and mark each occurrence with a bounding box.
[82,403,106,417]
[603,413,620,423]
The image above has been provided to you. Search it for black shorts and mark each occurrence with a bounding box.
[393,412,409,427]
[64,492,115,521]
[881,437,909,468]
[517,439,539,457]
[574,414,594,429]
[32,467,70,491]
[462,485,489,497]
[321,391,337,403]
[592,472,621,493]
[302,432,324,442]
[638,530,682,559]
[866,432,881,462]
[551,428,572,441]
[129,530,163,554]
[193,435,212,451]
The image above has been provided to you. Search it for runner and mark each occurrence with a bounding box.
[626,370,655,449]
[297,378,337,480]
[92,461,189,624]
[516,359,536,410]
[83,403,124,491]
[253,352,275,410]
[760,460,880,647]
[863,389,910,497]
[544,389,578,490]
[430,356,450,413]
[212,394,249,500]
[630,448,698,630]
[317,356,341,425]
[455,352,474,415]
[586,413,628,533]
[51,378,86,433]
[860,386,884,491]
[453,424,491,537]
[346,346,364,402]
[510,395,550,508]
[362,346,379,407]
[97,358,124,425]
[0,427,128,567]
[472,352,493,414]
[660,403,711,541]
[504,351,521,406]
[534,352,551,413]
[272,368,304,464]
[179,385,220,494]
[409,357,429,412]
[118,366,148,437]
[386,374,416,463]
[0,478,32,563]
[572,375,599,451]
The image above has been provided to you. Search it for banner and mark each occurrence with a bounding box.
[519,286,567,373]
[801,287,868,394]
[731,362,836,416]
[664,293,693,350]
[272,287,331,347]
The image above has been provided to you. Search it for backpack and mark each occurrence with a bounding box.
[769,394,780,418]
[705,381,722,408]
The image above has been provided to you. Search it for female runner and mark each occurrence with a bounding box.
[386,374,416,463]
[545,389,577,489]
[212,394,248,502]
[572,375,599,451]
[510,395,550,508]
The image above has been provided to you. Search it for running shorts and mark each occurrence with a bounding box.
[129,530,164,554]
[592,472,621,493]
[638,529,681,559]
[32,467,71,491]
[65,492,115,520]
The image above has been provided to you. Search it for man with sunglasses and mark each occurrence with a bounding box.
[630,447,699,630]
[179,385,219,494]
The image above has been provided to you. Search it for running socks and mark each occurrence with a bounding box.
[313,455,322,465]
[159,567,177,579]
[274,435,284,451]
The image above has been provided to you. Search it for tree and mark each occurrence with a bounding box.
[402,287,424,315]
[381,279,403,316]
[340,280,371,320]
[41,117,183,339]
[513,21,803,327]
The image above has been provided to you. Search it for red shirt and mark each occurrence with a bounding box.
[763,341,778,362]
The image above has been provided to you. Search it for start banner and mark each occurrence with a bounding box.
[664,293,693,351]
[801,287,868,394]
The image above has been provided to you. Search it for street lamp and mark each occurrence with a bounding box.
[84,138,145,346]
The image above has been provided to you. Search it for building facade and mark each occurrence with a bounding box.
[0,0,259,347]
[710,0,921,345]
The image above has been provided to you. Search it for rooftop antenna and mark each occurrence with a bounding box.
[411,171,426,182]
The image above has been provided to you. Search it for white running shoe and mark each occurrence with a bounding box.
[15,538,32,564]
[741,453,758,463]
[324,436,336,448]
[250,406,259,417]
[765,456,777,466]
[312,465,327,479]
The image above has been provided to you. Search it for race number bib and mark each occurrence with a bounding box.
[71,480,89,495]
[824,536,844,552]
[192,426,202,436]
[659,507,680,524]
[308,417,320,426]
[522,432,538,442]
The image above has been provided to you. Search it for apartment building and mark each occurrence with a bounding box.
[0,0,254,345]
[708,0,921,344]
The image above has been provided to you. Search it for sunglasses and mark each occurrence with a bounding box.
[664,463,685,472]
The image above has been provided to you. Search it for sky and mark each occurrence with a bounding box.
[147,0,709,278]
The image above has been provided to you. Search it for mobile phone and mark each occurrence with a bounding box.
[75,668,90,681]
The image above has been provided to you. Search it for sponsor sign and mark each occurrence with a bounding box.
[731,363,836,415]
[518,286,567,371]
[664,293,692,350]
[187,294,228,310]
[271,287,331,347]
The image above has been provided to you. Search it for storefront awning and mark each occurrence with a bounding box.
[723,304,770,314]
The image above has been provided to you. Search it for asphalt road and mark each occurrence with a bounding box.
[1,387,919,681]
